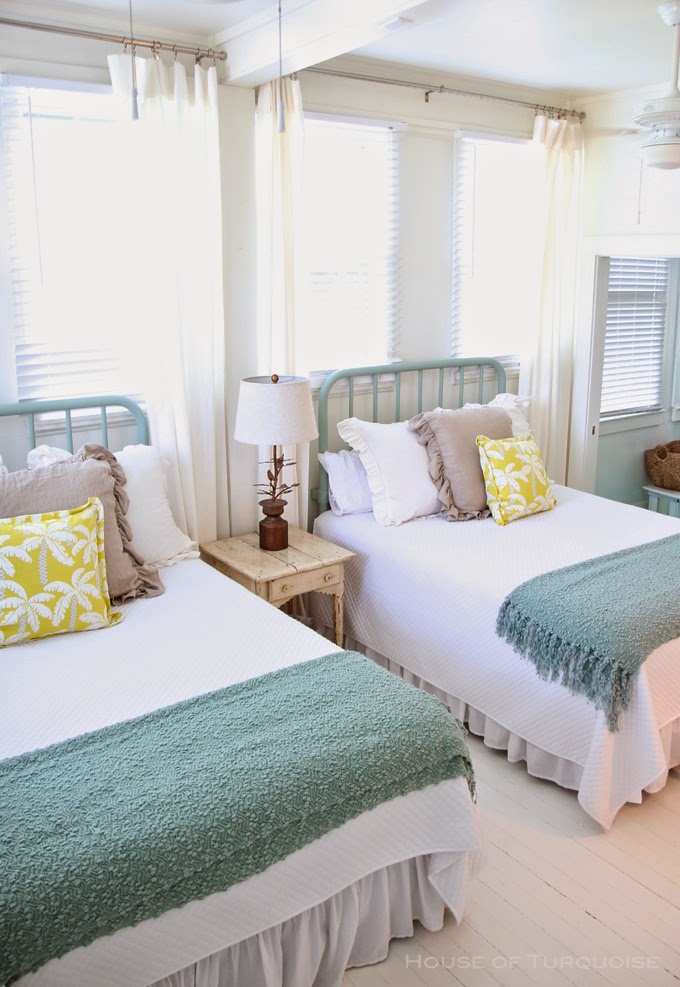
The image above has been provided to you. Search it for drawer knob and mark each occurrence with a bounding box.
[324,572,334,582]
[281,584,290,593]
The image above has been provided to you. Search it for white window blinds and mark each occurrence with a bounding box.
[451,135,543,366]
[0,82,146,403]
[295,116,401,381]
[600,256,671,418]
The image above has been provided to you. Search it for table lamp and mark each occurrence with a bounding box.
[234,374,318,550]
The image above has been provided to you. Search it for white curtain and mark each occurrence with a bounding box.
[255,77,309,529]
[107,55,229,544]
[520,112,584,484]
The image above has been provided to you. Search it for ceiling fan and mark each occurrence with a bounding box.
[633,1,680,168]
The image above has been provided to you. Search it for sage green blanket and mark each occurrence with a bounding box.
[0,650,474,985]
[496,533,680,732]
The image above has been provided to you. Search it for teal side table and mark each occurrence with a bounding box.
[643,483,680,517]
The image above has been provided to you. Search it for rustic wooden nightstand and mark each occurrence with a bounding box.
[200,528,355,646]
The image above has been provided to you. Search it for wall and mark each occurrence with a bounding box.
[217,85,260,536]
[570,86,680,505]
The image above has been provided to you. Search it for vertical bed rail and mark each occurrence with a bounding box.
[314,358,506,514]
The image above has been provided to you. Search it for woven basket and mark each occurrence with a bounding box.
[644,440,680,490]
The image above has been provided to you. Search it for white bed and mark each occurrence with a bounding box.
[0,395,482,987]
[0,557,483,987]
[313,484,680,829]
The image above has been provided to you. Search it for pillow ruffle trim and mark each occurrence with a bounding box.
[75,445,165,602]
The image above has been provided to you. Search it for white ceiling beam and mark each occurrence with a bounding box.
[215,0,435,88]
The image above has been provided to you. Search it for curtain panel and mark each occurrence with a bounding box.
[255,77,310,530]
[108,55,230,544]
[520,113,584,485]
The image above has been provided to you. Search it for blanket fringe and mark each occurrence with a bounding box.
[496,601,631,732]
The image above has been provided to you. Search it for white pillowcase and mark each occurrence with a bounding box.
[27,443,197,567]
[27,444,72,469]
[337,418,441,526]
[114,445,197,567]
[464,393,532,437]
[318,450,373,516]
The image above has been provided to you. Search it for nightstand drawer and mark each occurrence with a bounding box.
[269,563,341,603]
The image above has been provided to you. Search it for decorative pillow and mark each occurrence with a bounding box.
[318,450,373,516]
[336,418,441,526]
[476,434,556,526]
[464,393,533,437]
[409,406,512,520]
[114,445,197,566]
[0,447,163,603]
[0,498,122,648]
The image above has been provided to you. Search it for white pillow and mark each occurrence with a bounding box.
[114,445,197,567]
[337,418,441,526]
[27,443,197,567]
[318,450,373,516]
[26,444,72,469]
[464,393,532,437]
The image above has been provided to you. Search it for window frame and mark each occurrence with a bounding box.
[294,111,405,388]
[596,255,680,434]
[0,76,144,411]
[450,129,542,375]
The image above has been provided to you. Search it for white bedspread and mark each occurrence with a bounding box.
[314,485,680,828]
[1,559,481,987]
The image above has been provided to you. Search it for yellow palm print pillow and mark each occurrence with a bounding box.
[0,497,121,648]
[476,435,556,526]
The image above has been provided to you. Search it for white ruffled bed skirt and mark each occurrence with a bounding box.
[312,625,680,827]
[149,853,467,987]
[370,651,680,799]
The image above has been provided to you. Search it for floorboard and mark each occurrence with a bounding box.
[346,735,680,986]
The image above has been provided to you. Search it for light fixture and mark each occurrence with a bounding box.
[633,2,680,169]
[234,375,318,551]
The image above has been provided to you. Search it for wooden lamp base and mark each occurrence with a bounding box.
[259,498,288,551]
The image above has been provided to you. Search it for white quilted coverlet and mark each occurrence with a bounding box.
[1,560,481,987]
[314,485,680,828]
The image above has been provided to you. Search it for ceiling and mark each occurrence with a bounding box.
[0,0,674,97]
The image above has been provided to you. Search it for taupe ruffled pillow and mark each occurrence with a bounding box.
[409,407,512,520]
[0,444,164,602]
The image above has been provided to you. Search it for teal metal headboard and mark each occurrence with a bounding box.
[313,358,506,513]
[0,395,148,452]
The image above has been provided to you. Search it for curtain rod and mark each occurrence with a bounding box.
[305,66,585,121]
[0,16,227,62]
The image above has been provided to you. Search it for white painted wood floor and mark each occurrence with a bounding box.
[341,735,680,987]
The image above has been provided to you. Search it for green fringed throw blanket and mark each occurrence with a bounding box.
[0,650,474,986]
[496,533,680,732]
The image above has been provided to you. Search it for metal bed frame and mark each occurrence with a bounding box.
[0,395,148,452]
[312,357,506,513]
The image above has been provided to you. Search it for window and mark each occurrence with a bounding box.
[294,116,401,381]
[0,81,148,403]
[599,256,679,419]
[451,135,544,367]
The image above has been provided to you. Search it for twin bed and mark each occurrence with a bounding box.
[312,359,680,830]
[0,397,482,987]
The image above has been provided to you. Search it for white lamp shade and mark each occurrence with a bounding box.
[234,375,318,446]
